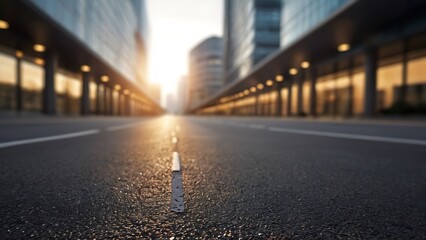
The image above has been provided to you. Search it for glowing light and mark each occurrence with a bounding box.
[15,50,23,58]
[275,75,284,82]
[34,58,44,65]
[101,75,109,82]
[244,89,250,95]
[289,68,298,75]
[0,20,9,29]
[338,43,350,52]
[250,87,257,93]
[114,84,121,91]
[33,44,45,52]
[123,89,130,95]
[238,92,244,97]
[257,83,264,90]
[301,61,310,69]
[80,65,91,72]
[266,80,274,87]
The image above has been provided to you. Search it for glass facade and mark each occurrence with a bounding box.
[224,0,281,84]
[30,0,148,85]
[0,52,16,110]
[281,0,350,48]
[55,72,81,115]
[22,61,43,112]
[189,37,223,109]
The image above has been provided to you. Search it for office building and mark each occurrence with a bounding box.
[195,0,426,118]
[188,37,224,110]
[0,0,161,116]
[223,0,281,85]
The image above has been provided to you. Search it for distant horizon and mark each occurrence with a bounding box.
[146,0,224,107]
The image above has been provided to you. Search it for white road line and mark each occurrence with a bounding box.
[248,124,266,129]
[268,127,426,146]
[106,122,143,132]
[171,171,184,213]
[172,151,181,172]
[0,129,100,149]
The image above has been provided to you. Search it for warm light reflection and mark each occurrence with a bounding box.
[123,89,130,95]
[0,20,9,29]
[101,75,109,82]
[250,87,257,93]
[33,44,45,52]
[114,84,121,91]
[15,50,24,58]
[34,58,44,65]
[257,83,264,90]
[338,43,350,52]
[301,61,310,69]
[275,75,284,82]
[289,68,298,75]
[244,89,250,95]
[80,65,91,72]
[266,80,274,86]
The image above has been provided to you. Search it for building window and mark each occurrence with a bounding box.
[0,52,16,110]
[22,61,43,112]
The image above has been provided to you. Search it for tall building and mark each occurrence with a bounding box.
[188,37,224,110]
[0,0,161,116]
[195,0,426,118]
[223,0,281,85]
[175,76,188,114]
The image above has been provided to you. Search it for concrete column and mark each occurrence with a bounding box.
[95,80,101,115]
[16,56,22,112]
[81,72,90,115]
[103,85,108,115]
[401,41,408,103]
[109,87,114,115]
[287,82,292,116]
[364,47,378,117]
[117,92,122,116]
[275,83,282,116]
[347,62,354,117]
[254,93,259,115]
[309,68,317,116]
[297,72,304,116]
[42,52,57,115]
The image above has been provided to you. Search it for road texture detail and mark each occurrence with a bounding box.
[1,116,425,239]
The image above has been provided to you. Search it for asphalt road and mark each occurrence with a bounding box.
[1,116,425,239]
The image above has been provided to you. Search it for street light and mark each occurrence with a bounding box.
[338,43,350,52]
[80,65,91,72]
[289,68,298,75]
[0,20,9,29]
[301,61,310,69]
[33,44,45,52]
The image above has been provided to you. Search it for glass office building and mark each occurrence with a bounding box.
[197,0,426,118]
[0,0,160,116]
[189,37,224,110]
[223,0,281,85]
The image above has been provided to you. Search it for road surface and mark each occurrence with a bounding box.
[1,116,425,239]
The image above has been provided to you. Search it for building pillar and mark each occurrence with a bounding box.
[275,83,282,116]
[16,55,22,112]
[103,85,108,115]
[254,92,259,115]
[309,68,317,116]
[81,72,90,115]
[117,92,122,116]
[43,52,57,115]
[297,72,304,116]
[347,62,354,117]
[401,40,408,103]
[364,47,378,117]
[109,87,114,115]
[287,82,292,116]
[95,80,101,115]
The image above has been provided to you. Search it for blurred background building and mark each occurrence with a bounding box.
[176,75,188,114]
[223,0,281,85]
[188,36,224,110]
[0,0,162,116]
[194,0,426,118]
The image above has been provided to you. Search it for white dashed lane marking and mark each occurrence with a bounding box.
[170,127,184,213]
[0,130,100,149]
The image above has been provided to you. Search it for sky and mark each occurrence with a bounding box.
[146,0,224,106]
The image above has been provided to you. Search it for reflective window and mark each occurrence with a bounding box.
[407,56,426,105]
[0,52,16,110]
[55,72,81,115]
[377,63,403,111]
[22,61,43,111]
